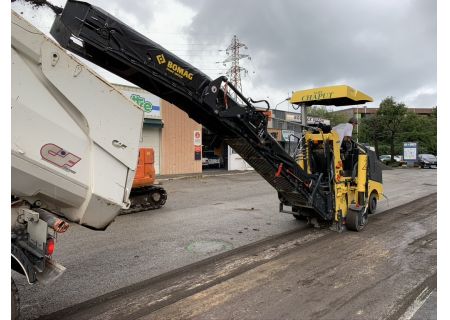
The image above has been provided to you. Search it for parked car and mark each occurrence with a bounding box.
[379,155,391,163]
[202,150,224,168]
[379,155,406,166]
[418,154,437,169]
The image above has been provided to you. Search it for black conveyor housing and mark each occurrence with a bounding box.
[50,0,334,221]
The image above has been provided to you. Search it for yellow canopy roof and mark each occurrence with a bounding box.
[290,85,373,106]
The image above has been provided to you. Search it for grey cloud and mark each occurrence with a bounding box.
[13,0,435,107]
[406,92,437,108]
[179,0,436,107]
[89,0,156,31]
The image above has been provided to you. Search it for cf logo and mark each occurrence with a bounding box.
[40,143,81,169]
[156,54,166,65]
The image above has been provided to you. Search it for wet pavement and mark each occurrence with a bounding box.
[13,168,437,319]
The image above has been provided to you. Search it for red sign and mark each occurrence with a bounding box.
[194,130,201,146]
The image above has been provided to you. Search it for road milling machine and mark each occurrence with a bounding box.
[50,0,383,232]
[11,1,382,318]
[285,85,383,229]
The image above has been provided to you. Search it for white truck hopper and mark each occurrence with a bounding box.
[11,11,144,229]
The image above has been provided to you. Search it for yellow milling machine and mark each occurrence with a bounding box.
[279,85,384,231]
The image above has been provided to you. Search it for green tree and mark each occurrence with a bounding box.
[377,97,408,160]
[356,100,436,161]
[399,109,437,155]
[359,116,384,157]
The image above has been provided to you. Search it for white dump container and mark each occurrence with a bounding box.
[11,11,144,229]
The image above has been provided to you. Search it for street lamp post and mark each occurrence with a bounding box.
[274,97,290,110]
[356,105,359,143]
[301,103,307,126]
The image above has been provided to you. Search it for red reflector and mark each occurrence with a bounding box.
[275,163,283,177]
[46,238,55,256]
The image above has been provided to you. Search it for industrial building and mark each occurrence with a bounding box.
[332,106,435,121]
[114,84,202,175]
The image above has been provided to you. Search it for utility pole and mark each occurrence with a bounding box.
[222,35,251,101]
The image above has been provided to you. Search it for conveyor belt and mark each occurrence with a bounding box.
[50,0,333,221]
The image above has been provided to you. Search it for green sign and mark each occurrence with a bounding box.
[130,94,153,113]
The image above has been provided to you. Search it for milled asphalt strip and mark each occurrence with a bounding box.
[387,273,437,320]
[37,225,317,320]
[143,193,436,320]
[38,193,436,320]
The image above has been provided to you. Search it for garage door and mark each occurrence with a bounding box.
[140,127,161,174]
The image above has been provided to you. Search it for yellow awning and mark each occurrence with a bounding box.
[290,85,373,106]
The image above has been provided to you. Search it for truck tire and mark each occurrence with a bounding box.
[11,278,20,320]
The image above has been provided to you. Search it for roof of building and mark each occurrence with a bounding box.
[332,107,434,115]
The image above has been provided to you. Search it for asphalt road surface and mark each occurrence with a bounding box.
[13,168,437,319]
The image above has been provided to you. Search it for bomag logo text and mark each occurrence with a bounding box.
[166,61,193,81]
[156,54,166,65]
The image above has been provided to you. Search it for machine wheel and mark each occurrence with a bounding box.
[346,209,368,232]
[368,192,377,214]
[11,278,20,320]
[150,190,162,203]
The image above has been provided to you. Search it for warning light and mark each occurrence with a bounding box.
[46,238,55,256]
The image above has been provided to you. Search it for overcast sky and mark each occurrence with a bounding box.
[11,0,437,110]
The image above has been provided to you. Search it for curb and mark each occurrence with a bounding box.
[157,166,424,181]
[157,170,256,181]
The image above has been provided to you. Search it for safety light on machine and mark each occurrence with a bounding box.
[46,238,55,256]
